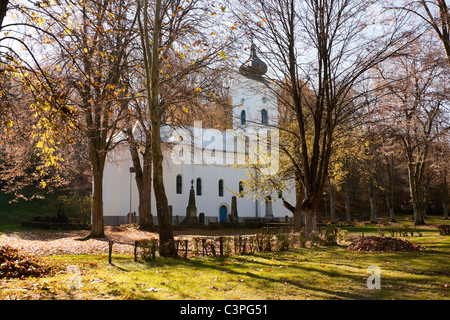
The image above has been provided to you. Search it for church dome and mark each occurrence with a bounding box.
[239,44,267,79]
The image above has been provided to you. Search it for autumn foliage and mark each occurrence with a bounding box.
[0,246,61,279]
[346,236,426,252]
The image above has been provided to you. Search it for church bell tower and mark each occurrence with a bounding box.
[231,44,278,131]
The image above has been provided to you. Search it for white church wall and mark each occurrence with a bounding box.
[102,156,133,225]
[102,148,295,225]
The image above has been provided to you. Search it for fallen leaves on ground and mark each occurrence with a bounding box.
[0,226,157,257]
[346,236,426,252]
[0,246,62,279]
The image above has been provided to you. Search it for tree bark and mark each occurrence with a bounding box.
[88,156,106,238]
[151,121,175,256]
[303,205,317,238]
[383,154,396,221]
[0,0,8,30]
[138,0,176,256]
[442,168,449,220]
[127,127,153,229]
[408,163,426,225]
[281,178,305,232]
[345,181,351,222]
[328,178,336,221]
[137,159,153,228]
[369,180,378,223]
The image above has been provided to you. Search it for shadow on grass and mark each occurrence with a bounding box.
[129,248,377,299]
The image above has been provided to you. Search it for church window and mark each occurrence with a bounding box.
[218,179,224,197]
[240,110,246,125]
[261,109,268,125]
[196,178,202,196]
[176,175,182,194]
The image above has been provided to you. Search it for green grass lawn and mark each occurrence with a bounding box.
[1,193,449,300]
[1,232,448,300]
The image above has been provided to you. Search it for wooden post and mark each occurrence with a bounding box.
[134,240,139,262]
[151,239,157,259]
[241,237,246,254]
[202,238,206,256]
[218,237,224,256]
[108,241,114,264]
[210,242,216,257]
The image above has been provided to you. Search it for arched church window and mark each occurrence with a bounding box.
[261,109,268,125]
[218,179,224,197]
[176,175,182,194]
[240,110,246,125]
[196,178,202,196]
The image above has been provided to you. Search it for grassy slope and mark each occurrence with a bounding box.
[1,232,448,300]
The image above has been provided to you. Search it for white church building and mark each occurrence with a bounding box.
[101,45,295,226]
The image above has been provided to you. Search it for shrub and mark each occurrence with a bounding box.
[262,234,273,252]
[57,192,92,224]
[137,238,158,261]
[296,229,307,247]
[377,224,385,237]
[337,229,348,244]
[308,227,346,246]
[309,231,323,245]
[275,234,291,251]
[386,224,422,237]
[438,225,450,236]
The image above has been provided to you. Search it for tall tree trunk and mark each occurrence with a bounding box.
[384,154,395,221]
[369,180,378,223]
[138,156,153,228]
[408,164,426,225]
[0,0,8,30]
[294,178,304,231]
[151,120,175,256]
[328,178,336,221]
[345,181,351,222]
[302,194,319,237]
[303,206,317,238]
[132,151,153,229]
[293,205,303,232]
[89,156,106,238]
[139,0,176,256]
[127,127,153,229]
[442,169,449,220]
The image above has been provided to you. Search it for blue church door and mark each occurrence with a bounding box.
[219,205,227,222]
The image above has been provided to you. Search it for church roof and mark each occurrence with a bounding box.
[238,44,268,80]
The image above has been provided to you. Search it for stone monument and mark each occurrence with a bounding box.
[265,196,274,218]
[231,196,239,223]
[181,180,201,226]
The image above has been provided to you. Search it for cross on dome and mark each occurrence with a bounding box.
[238,44,268,79]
